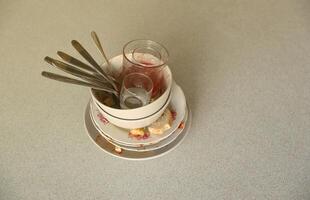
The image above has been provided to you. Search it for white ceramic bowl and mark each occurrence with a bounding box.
[92,84,173,129]
[90,54,173,120]
[90,83,186,144]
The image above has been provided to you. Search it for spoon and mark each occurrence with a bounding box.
[41,71,118,95]
[71,40,118,91]
[44,56,111,87]
[57,51,97,73]
[90,31,113,75]
[57,51,104,80]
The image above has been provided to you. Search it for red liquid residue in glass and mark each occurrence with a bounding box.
[120,59,165,98]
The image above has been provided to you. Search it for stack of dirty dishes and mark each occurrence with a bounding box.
[42,35,191,159]
[88,40,190,158]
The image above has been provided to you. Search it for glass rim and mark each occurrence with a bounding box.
[122,39,169,69]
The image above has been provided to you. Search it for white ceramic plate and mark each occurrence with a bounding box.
[84,102,192,160]
[90,103,188,152]
[89,83,186,147]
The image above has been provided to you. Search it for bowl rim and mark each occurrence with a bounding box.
[94,89,172,121]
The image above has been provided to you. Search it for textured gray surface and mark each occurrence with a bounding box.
[0,0,310,199]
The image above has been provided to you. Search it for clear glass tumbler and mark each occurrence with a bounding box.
[122,39,169,98]
[120,73,153,109]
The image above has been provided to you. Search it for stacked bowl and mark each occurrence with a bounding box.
[88,54,189,154]
[91,55,173,129]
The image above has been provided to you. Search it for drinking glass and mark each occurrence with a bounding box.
[122,39,169,98]
[120,73,153,109]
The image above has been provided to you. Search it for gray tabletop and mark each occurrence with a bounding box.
[1,0,309,199]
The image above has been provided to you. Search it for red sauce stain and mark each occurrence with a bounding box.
[178,121,185,129]
[171,110,177,120]
[97,113,109,124]
[128,131,150,140]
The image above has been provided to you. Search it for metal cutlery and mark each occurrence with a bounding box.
[57,51,105,80]
[57,51,97,73]
[42,32,120,102]
[71,40,117,84]
[41,71,118,95]
[44,56,111,88]
[90,31,113,75]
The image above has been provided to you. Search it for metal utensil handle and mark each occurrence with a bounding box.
[44,56,112,88]
[41,71,118,95]
[71,40,118,91]
[57,51,97,73]
[90,31,113,75]
[57,51,107,81]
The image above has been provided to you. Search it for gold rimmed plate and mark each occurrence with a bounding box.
[84,102,192,160]
[90,102,189,152]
